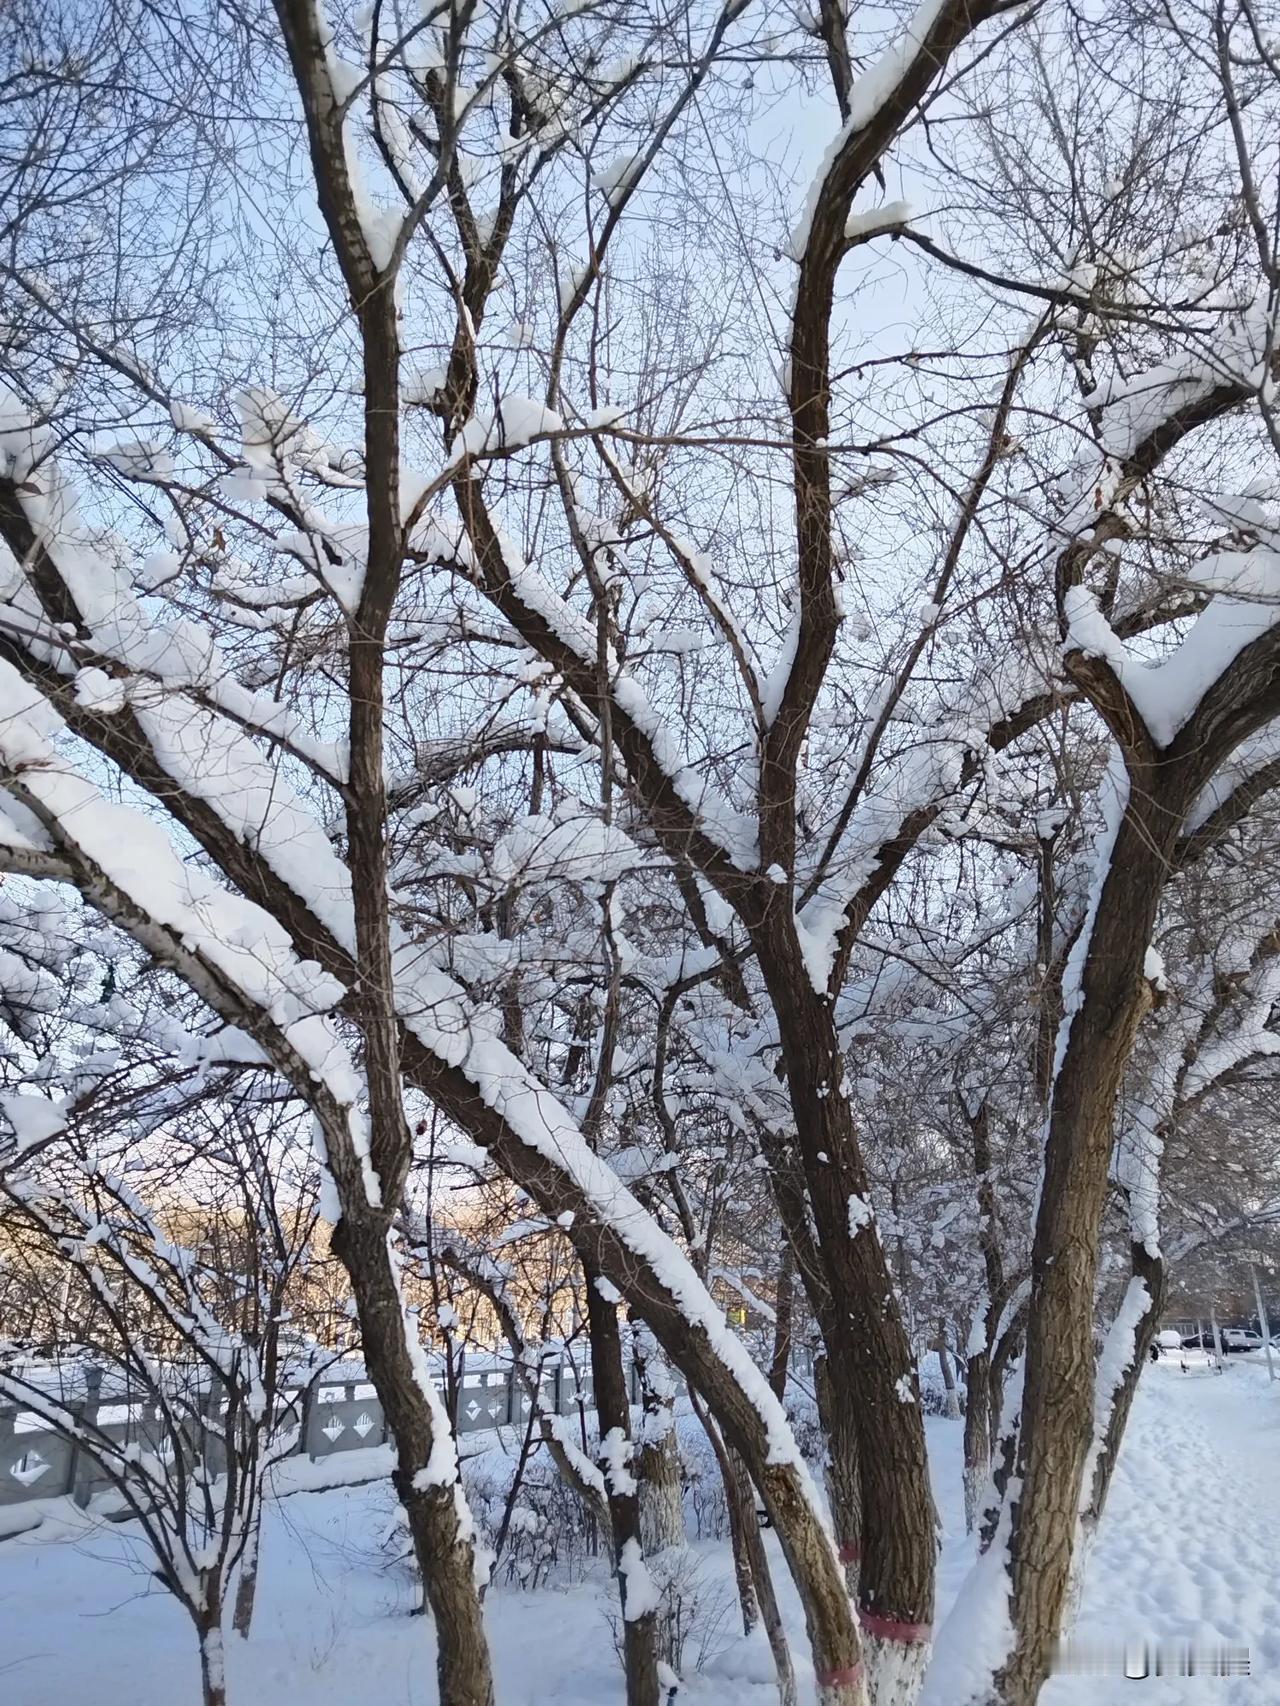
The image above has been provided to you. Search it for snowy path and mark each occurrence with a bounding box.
[1041,1356,1280,1705]
[0,1365,1274,1704]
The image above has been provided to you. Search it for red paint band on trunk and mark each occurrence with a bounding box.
[816,1663,864,1687]
[837,1542,861,1563]
[858,1610,933,1644]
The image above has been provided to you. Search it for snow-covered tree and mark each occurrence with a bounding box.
[5,2,1280,1703]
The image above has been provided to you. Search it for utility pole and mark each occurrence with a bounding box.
[1250,1263,1276,1383]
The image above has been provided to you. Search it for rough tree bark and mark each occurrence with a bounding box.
[814,1353,862,1591]
[961,1350,990,1537]
[334,1214,494,1704]
[757,926,936,1701]
[993,755,1183,1703]
[632,1325,686,1558]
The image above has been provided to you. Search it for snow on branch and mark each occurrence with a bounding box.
[0,664,381,1208]
[1064,540,1280,752]
[789,0,956,262]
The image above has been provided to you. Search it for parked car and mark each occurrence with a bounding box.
[1180,1328,1271,1353]
[1222,1329,1267,1353]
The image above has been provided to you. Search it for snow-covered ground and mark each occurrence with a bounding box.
[0,1356,1274,1705]
[1045,1354,1280,1705]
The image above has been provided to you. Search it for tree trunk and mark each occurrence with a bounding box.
[198,1616,227,1706]
[695,1392,760,1635]
[755,923,935,1701]
[992,775,1179,1706]
[333,1212,493,1706]
[632,1325,686,1558]
[298,1366,322,1461]
[962,1349,990,1535]
[732,1446,800,1706]
[637,1424,684,1558]
[632,1327,690,1675]
[815,1353,862,1591]
[690,1391,798,1704]
[586,1270,661,1706]
[727,1461,761,1636]
[1067,1250,1167,1616]
[1079,1248,1166,1539]
[978,1357,1021,1558]
[936,1332,962,1421]
[959,1097,1003,1534]
[769,1242,795,1401]
[988,1304,1025,1444]
[232,1506,261,1638]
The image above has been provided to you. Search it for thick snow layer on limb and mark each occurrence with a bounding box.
[0,789,51,853]
[0,431,348,797]
[394,970,817,1479]
[0,1091,66,1151]
[490,809,642,889]
[131,690,356,944]
[0,662,384,1203]
[1079,1277,1151,1517]
[1085,297,1277,459]
[486,525,758,867]
[599,1425,637,1497]
[1113,1110,1165,1256]
[845,199,914,240]
[789,0,950,260]
[759,613,800,727]
[1056,300,1277,544]
[308,0,404,272]
[542,1411,609,1501]
[0,384,55,483]
[1181,957,1280,1101]
[450,398,566,461]
[1064,548,1280,748]
[1184,718,1280,836]
[1048,752,1129,1093]
[590,153,642,206]
[795,895,848,998]
[618,1536,660,1619]
[235,388,320,476]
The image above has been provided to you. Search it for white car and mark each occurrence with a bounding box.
[1221,1329,1267,1353]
